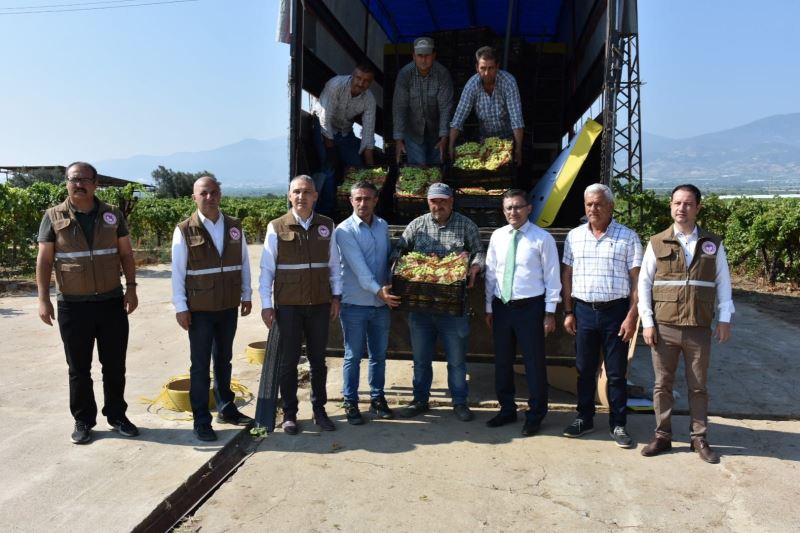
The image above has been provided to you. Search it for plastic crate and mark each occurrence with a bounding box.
[447,167,515,189]
[392,275,467,316]
[454,192,504,210]
[394,194,429,221]
[459,207,507,228]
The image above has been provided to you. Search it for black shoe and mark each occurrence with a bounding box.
[281,418,299,436]
[216,410,254,426]
[486,411,518,428]
[313,410,336,431]
[563,418,594,438]
[369,397,394,419]
[71,421,92,444]
[610,426,635,448]
[453,404,474,422]
[399,400,430,418]
[193,424,218,442]
[107,417,140,437]
[343,401,364,425]
[521,420,541,437]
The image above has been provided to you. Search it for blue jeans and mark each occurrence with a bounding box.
[408,312,470,405]
[312,117,363,217]
[574,299,630,429]
[404,138,442,166]
[491,296,548,423]
[188,307,238,427]
[340,304,391,402]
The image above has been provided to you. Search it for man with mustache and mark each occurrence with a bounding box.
[311,64,377,217]
[36,161,139,445]
[171,175,254,442]
[392,182,484,422]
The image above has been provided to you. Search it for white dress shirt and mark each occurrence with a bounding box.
[258,210,343,310]
[638,224,735,328]
[311,75,376,154]
[484,221,562,313]
[171,211,252,313]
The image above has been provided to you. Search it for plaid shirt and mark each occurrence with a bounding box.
[392,211,485,269]
[392,61,454,144]
[450,70,524,139]
[311,75,376,154]
[563,220,643,302]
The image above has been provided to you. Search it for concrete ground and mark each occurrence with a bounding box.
[1,244,799,532]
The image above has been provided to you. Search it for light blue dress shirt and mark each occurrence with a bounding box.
[335,213,391,307]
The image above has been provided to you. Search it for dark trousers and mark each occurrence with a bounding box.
[311,117,363,218]
[57,297,129,425]
[188,307,238,427]
[574,299,630,429]
[491,296,548,423]
[276,303,331,417]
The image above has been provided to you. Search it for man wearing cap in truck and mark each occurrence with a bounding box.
[393,36,454,165]
[392,182,484,422]
[448,45,524,166]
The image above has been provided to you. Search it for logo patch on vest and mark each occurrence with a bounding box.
[701,241,717,255]
[102,212,117,225]
[318,225,330,238]
[229,227,242,241]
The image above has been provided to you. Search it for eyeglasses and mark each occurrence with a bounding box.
[66,177,94,185]
[503,204,528,212]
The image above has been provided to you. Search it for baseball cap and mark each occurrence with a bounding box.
[414,36,435,55]
[427,182,453,199]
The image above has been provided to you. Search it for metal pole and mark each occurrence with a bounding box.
[502,0,514,67]
[288,0,304,181]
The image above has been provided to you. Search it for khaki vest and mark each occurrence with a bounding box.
[47,198,123,296]
[650,226,721,327]
[177,212,243,312]
[271,211,334,306]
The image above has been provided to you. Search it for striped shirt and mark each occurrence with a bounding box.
[311,75,376,154]
[392,212,485,270]
[450,70,524,139]
[392,61,454,144]
[562,220,643,302]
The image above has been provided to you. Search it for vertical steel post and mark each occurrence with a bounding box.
[502,0,515,67]
[288,0,304,181]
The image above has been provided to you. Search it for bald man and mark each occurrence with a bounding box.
[171,176,254,442]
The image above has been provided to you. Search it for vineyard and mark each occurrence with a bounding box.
[0,182,287,276]
[1,182,798,284]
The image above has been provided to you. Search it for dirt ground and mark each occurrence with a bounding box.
[1,247,800,532]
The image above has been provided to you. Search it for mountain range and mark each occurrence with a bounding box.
[95,113,800,194]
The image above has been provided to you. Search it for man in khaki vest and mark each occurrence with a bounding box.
[638,184,734,464]
[259,175,342,435]
[36,161,139,445]
[171,176,253,442]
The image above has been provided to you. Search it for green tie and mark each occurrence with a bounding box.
[501,229,520,303]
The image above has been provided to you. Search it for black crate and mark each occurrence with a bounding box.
[459,207,507,228]
[448,165,516,189]
[454,192,504,210]
[392,275,467,316]
[394,194,429,223]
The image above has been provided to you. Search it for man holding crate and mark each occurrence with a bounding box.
[392,182,484,421]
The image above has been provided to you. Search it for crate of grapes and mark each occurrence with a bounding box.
[392,252,468,316]
[336,167,389,212]
[394,166,442,222]
[450,137,516,187]
[454,187,506,209]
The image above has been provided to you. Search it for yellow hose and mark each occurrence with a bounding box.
[140,373,253,421]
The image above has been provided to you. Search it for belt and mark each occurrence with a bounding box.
[575,298,628,311]
[496,295,544,308]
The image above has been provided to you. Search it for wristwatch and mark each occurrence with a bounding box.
[545,312,555,317]
[562,310,574,318]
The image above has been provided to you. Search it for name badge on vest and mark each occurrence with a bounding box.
[701,241,717,255]
[229,227,242,241]
[102,212,117,226]
[317,225,331,239]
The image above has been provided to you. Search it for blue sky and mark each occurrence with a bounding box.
[1,0,798,165]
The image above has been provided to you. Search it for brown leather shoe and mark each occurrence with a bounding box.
[313,411,336,431]
[690,437,720,464]
[640,436,672,457]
